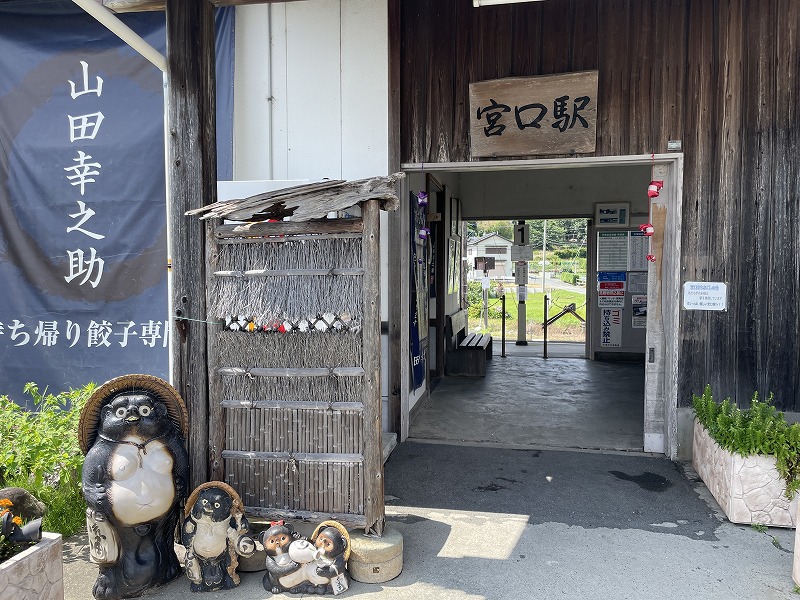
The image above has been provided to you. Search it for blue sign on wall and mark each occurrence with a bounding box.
[0,2,233,401]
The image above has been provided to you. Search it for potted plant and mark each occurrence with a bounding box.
[0,499,64,600]
[692,385,800,528]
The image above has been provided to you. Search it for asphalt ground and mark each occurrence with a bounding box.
[63,441,798,599]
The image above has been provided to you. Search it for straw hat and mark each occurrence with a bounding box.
[78,374,189,455]
[184,481,245,519]
[311,520,351,562]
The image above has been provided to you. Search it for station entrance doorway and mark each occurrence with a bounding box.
[396,154,683,458]
[466,218,589,355]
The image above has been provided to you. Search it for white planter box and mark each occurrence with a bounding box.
[0,532,64,600]
[693,420,797,527]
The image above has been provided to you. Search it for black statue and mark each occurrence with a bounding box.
[80,375,189,600]
[181,482,257,592]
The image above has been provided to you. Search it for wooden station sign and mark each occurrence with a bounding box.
[469,71,598,158]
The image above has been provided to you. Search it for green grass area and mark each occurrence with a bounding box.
[469,284,587,341]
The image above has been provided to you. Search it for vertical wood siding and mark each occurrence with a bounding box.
[399,0,800,410]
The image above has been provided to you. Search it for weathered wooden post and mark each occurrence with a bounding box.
[165,0,217,489]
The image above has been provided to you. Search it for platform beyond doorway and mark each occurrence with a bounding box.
[501,340,586,359]
[411,350,644,452]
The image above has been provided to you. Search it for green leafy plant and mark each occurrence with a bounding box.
[693,385,800,499]
[0,383,95,538]
[0,383,92,487]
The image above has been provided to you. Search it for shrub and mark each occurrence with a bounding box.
[554,247,586,259]
[692,385,800,499]
[0,383,93,487]
[467,280,482,307]
[560,272,578,285]
[0,382,95,537]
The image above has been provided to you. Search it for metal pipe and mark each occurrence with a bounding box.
[72,0,167,73]
[501,293,506,357]
[543,294,549,359]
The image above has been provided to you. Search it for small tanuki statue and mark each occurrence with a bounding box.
[181,481,259,592]
[79,374,190,600]
[260,520,351,595]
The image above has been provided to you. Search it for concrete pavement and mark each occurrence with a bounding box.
[63,441,798,599]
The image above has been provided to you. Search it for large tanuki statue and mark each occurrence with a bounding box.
[79,374,190,599]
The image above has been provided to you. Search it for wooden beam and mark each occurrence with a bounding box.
[387,0,403,441]
[206,224,225,482]
[102,0,165,12]
[361,199,385,536]
[215,220,364,239]
[212,0,307,5]
[102,0,308,13]
[166,0,217,491]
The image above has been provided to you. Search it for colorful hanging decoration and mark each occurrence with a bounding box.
[647,180,663,198]
[417,191,428,206]
[644,153,661,263]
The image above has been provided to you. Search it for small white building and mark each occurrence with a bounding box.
[466,233,514,280]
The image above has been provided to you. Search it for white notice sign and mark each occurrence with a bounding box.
[511,245,534,261]
[600,308,622,347]
[627,272,648,294]
[628,231,650,272]
[597,231,629,271]
[683,282,727,311]
[598,296,625,308]
[514,261,529,285]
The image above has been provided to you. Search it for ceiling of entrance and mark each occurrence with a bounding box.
[452,164,652,221]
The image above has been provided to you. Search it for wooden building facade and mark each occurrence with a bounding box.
[62,0,798,469]
[393,0,800,414]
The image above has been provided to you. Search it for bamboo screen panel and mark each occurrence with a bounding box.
[207,225,381,530]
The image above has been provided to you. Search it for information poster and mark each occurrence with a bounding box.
[597,231,629,271]
[683,282,728,311]
[628,231,650,271]
[628,272,648,294]
[598,271,626,307]
[600,308,622,347]
[631,294,647,328]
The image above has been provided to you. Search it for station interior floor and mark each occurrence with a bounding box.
[409,341,646,452]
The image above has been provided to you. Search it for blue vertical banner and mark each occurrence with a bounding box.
[409,192,428,390]
[0,2,234,400]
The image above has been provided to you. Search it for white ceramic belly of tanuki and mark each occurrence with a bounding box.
[109,437,175,525]
[193,518,231,558]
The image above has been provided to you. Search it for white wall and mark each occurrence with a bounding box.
[232,0,391,426]
[234,1,388,182]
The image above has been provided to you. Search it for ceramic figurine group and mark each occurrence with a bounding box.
[80,374,351,599]
[260,520,350,595]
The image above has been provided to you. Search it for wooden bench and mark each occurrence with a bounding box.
[444,309,493,377]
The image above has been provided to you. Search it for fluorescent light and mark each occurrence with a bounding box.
[473,0,545,7]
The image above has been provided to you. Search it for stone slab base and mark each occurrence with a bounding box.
[349,527,403,583]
